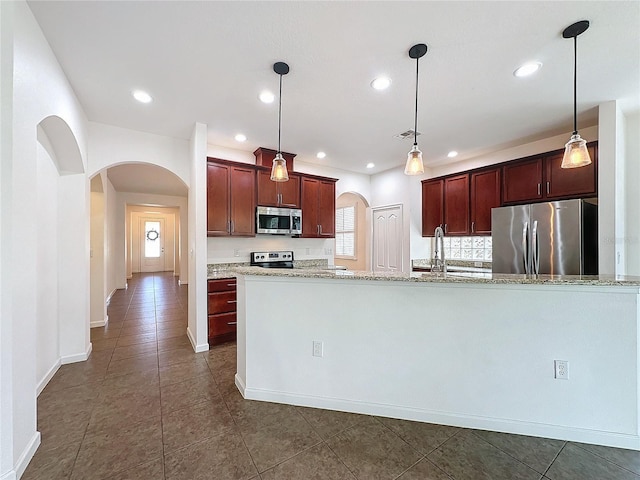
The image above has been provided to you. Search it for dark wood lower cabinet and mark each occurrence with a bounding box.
[207,278,237,346]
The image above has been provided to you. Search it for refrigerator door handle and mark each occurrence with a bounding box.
[532,220,539,274]
[522,222,529,274]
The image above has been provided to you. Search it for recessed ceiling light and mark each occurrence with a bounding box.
[447,151,458,158]
[234,134,247,142]
[371,76,391,90]
[259,90,275,103]
[366,162,375,169]
[316,151,326,159]
[132,90,152,103]
[514,62,542,77]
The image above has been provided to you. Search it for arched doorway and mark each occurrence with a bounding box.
[88,162,188,335]
[336,191,371,271]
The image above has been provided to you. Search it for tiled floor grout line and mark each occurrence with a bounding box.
[543,440,567,478]
[467,429,550,477]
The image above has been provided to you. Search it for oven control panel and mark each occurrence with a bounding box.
[250,251,294,263]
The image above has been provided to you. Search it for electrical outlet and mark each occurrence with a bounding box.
[312,341,323,357]
[305,248,310,255]
[554,360,569,380]
[233,249,239,257]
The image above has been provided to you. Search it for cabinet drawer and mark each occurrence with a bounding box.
[208,291,237,314]
[208,312,237,337]
[208,278,236,293]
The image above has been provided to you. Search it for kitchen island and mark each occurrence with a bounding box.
[233,267,640,450]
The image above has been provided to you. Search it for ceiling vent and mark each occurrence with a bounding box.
[394,129,421,140]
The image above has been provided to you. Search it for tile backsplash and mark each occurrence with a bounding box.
[439,236,492,261]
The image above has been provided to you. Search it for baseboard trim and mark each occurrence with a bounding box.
[235,374,247,397]
[105,288,117,307]
[186,327,209,353]
[36,359,61,396]
[0,470,16,480]
[90,315,108,328]
[243,386,640,451]
[61,342,92,365]
[13,431,40,480]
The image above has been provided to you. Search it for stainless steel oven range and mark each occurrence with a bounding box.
[250,251,294,269]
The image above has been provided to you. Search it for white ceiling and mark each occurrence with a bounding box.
[28,1,640,194]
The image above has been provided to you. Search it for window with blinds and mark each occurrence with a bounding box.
[335,205,356,258]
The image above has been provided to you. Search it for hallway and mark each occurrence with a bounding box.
[24,273,640,479]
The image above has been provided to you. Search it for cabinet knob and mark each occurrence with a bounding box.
[471,221,475,233]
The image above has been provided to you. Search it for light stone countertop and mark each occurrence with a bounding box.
[229,265,640,287]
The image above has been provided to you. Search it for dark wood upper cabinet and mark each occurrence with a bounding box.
[300,176,337,238]
[207,159,256,237]
[301,177,319,237]
[443,174,470,235]
[317,179,336,237]
[502,158,544,204]
[470,168,501,235]
[422,179,444,236]
[503,141,597,204]
[545,144,597,199]
[256,169,301,207]
[207,162,231,236]
[229,165,256,236]
[422,142,596,236]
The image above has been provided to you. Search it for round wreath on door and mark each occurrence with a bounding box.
[146,229,159,241]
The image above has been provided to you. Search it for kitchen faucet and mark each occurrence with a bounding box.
[431,225,446,272]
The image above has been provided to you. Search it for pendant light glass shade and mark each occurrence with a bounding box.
[271,62,290,182]
[405,43,428,176]
[561,20,591,169]
[270,153,289,182]
[561,133,591,168]
[405,144,424,175]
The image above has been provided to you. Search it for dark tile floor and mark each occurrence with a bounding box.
[24,272,640,479]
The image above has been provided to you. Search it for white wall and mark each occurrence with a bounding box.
[599,102,624,275]
[624,110,640,276]
[36,142,59,392]
[90,178,106,327]
[105,176,118,299]
[88,122,189,185]
[3,2,90,477]
[0,1,15,475]
[188,123,209,353]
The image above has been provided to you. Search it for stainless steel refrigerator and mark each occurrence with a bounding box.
[491,199,598,275]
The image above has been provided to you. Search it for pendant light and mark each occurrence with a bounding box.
[561,20,591,169]
[404,43,428,176]
[270,61,290,182]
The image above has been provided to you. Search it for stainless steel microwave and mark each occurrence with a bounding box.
[256,206,302,235]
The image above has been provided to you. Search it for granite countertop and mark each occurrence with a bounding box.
[207,259,329,279]
[412,259,492,270]
[229,265,640,287]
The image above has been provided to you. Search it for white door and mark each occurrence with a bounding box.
[372,205,403,272]
[140,217,166,272]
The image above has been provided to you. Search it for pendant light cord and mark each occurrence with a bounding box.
[573,35,578,135]
[414,55,419,146]
[278,73,283,153]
